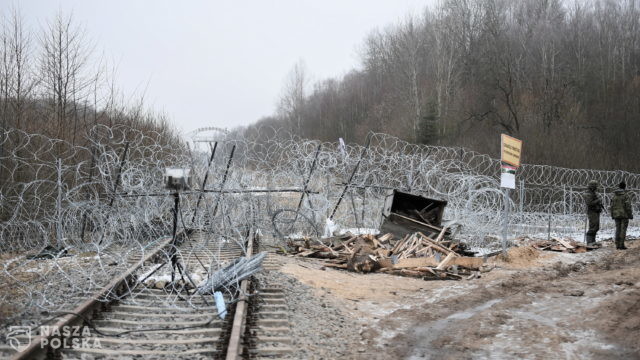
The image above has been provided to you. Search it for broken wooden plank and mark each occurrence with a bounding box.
[377,258,393,268]
[435,226,449,242]
[415,244,433,256]
[391,257,439,268]
[313,251,339,259]
[375,249,391,258]
[450,256,484,270]
[377,233,394,243]
[414,267,437,275]
[555,238,575,249]
[391,212,447,233]
[323,263,348,269]
[297,250,318,257]
[417,233,458,256]
[436,252,456,270]
[379,256,482,270]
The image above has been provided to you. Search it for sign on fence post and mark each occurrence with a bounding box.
[501,134,522,167]
[500,134,523,254]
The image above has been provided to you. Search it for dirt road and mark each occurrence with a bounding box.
[280,240,640,359]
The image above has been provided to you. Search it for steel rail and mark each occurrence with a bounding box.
[224,230,255,360]
[12,236,174,360]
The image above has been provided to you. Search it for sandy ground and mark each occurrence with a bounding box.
[4,238,639,359]
[278,240,640,360]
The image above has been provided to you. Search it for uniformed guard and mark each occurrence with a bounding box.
[584,180,603,245]
[610,181,633,250]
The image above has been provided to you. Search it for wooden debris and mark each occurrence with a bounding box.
[531,237,599,253]
[285,231,483,281]
[388,257,439,269]
[347,254,379,273]
[323,263,348,269]
[436,252,457,270]
[377,233,394,243]
[556,238,575,249]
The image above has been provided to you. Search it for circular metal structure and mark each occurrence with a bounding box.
[187,126,230,143]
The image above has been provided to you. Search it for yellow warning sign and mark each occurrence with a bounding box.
[501,134,522,167]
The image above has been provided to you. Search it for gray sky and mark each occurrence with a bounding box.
[16,0,431,135]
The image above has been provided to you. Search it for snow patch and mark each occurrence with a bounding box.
[338,228,380,236]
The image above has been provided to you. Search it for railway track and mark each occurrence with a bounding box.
[3,231,294,359]
[243,245,292,359]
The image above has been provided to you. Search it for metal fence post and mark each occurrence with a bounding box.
[563,185,566,216]
[547,201,552,241]
[56,158,62,248]
[502,188,511,254]
[519,180,524,214]
[569,186,573,216]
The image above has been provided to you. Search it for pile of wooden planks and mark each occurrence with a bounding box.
[531,237,599,253]
[285,230,488,281]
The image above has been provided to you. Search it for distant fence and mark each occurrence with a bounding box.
[0,126,638,252]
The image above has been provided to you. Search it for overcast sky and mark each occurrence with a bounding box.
[16,0,432,135]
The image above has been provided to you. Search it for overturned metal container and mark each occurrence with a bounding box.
[380,190,449,239]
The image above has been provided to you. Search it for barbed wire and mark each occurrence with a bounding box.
[0,125,638,339]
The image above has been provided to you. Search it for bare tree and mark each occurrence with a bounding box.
[38,11,93,141]
[0,10,12,129]
[7,6,36,131]
[277,59,309,135]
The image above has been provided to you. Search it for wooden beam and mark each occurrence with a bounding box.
[436,252,457,270]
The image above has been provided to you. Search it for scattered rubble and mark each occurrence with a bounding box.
[524,237,600,253]
[281,189,498,281]
[284,230,491,281]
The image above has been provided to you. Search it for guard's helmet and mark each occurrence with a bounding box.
[588,180,598,190]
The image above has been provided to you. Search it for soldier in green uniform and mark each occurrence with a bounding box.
[610,181,633,250]
[584,180,603,245]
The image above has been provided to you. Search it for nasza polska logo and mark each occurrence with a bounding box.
[6,325,101,352]
[7,326,31,352]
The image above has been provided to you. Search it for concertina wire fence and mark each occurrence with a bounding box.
[0,124,638,335]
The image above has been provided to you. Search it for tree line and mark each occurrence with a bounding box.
[0,7,180,151]
[242,0,640,172]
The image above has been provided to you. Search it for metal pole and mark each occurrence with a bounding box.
[170,192,180,283]
[502,188,511,254]
[56,159,62,248]
[603,187,607,229]
[569,186,573,216]
[519,180,524,236]
[294,144,322,222]
[192,142,218,224]
[350,194,359,228]
[80,146,97,241]
[99,142,130,245]
[519,180,524,214]
[547,203,552,241]
[330,134,372,220]
[212,144,236,217]
[361,189,366,228]
[108,142,130,207]
[407,158,413,193]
